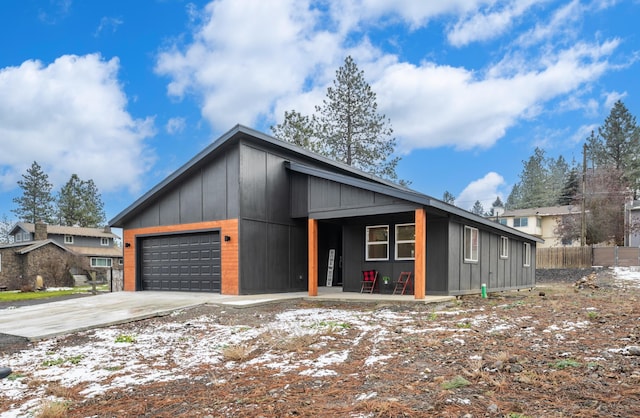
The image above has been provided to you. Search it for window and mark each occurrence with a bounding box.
[395,223,415,260]
[464,226,479,262]
[91,257,112,268]
[498,219,507,226]
[513,217,528,227]
[536,218,542,228]
[64,235,74,244]
[118,258,123,266]
[500,236,509,258]
[523,243,531,267]
[100,237,109,246]
[366,225,389,261]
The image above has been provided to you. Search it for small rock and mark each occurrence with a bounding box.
[487,403,499,414]
[538,291,546,297]
[626,346,640,356]
[508,364,524,373]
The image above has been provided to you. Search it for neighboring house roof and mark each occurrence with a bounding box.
[9,222,118,239]
[14,240,74,255]
[499,205,581,217]
[72,246,123,258]
[109,124,543,244]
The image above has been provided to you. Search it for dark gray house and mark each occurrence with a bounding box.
[109,125,541,298]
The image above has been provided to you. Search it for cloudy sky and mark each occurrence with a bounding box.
[0,0,638,222]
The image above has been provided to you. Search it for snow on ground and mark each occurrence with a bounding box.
[1,267,640,417]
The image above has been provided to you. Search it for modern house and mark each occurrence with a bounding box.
[109,125,542,299]
[490,205,581,248]
[0,223,123,290]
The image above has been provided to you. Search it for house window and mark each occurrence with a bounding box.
[500,236,509,258]
[498,219,507,226]
[64,235,74,244]
[536,218,542,228]
[464,226,479,262]
[15,233,21,242]
[118,258,123,266]
[366,225,389,261]
[395,223,415,260]
[91,257,112,268]
[100,237,109,246]
[523,243,531,267]
[514,217,528,227]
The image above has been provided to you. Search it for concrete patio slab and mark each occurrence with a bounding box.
[0,289,454,341]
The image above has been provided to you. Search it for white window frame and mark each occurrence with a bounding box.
[500,236,509,259]
[64,235,74,244]
[15,233,22,242]
[366,225,389,261]
[100,237,109,246]
[514,217,528,228]
[395,223,416,260]
[464,226,479,262]
[90,257,112,268]
[523,243,531,267]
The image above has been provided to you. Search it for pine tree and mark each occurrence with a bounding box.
[271,110,320,153]
[471,200,485,216]
[12,161,55,224]
[557,167,580,205]
[487,196,504,216]
[313,56,400,180]
[58,174,106,227]
[442,191,456,204]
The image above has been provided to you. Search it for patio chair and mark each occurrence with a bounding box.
[393,271,412,295]
[360,270,378,293]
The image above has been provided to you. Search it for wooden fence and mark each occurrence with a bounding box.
[537,246,640,268]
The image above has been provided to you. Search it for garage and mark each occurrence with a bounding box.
[139,231,221,292]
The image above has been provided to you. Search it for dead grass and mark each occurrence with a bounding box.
[35,401,69,418]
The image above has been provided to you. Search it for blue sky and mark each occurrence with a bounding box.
[0,0,638,224]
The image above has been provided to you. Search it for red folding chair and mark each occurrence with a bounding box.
[360,270,378,293]
[393,271,412,295]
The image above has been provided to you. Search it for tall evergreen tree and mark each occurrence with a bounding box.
[271,110,320,153]
[58,174,106,227]
[12,161,55,224]
[471,200,485,216]
[313,56,399,180]
[442,191,456,204]
[557,167,580,205]
[487,196,505,216]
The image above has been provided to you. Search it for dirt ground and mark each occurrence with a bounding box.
[2,268,640,417]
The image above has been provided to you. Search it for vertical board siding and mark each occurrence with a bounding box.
[123,219,239,294]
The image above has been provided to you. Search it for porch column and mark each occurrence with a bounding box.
[308,218,318,296]
[414,208,426,299]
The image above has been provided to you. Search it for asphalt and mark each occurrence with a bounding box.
[0,289,454,341]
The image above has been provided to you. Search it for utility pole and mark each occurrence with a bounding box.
[581,143,587,246]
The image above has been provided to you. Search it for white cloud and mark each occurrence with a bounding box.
[166,117,186,134]
[156,0,622,154]
[447,0,540,47]
[94,16,124,37]
[0,54,154,194]
[603,90,627,108]
[456,172,506,211]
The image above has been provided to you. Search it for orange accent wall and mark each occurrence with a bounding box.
[414,208,426,299]
[122,219,239,295]
[307,218,318,296]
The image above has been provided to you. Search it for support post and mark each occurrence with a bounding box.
[308,218,318,296]
[414,208,426,299]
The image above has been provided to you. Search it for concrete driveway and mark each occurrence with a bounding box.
[0,290,452,341]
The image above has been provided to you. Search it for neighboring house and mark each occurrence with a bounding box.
[489,205,582,248]
[109,125,542,299]
[625,200,640,247]
[0,222,123,290]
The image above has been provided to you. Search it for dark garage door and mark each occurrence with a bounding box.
[140,232,221,292]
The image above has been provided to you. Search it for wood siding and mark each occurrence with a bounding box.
[123,219,239,294]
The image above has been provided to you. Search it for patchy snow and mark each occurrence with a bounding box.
[2,267,640,417]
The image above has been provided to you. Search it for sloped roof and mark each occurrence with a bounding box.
[71,246,123,257]
[499,205,581,217]
[10,223,117,239]
[109,124,542,243]
[14,239,74,255]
